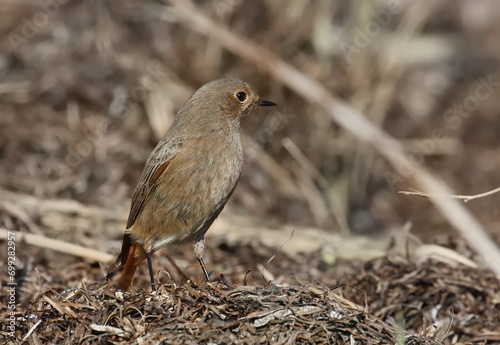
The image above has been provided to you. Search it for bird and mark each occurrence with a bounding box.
[115,78,276,291]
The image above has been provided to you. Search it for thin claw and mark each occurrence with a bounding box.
[197,258,211,282]
[146,252,156,291]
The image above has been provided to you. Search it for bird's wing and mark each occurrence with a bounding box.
[126,137,183,229]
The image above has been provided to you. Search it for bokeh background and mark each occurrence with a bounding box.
[2,0,500,343]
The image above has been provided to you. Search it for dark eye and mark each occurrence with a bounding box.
[235,91,247,102]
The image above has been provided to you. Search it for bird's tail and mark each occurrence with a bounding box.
[116,233,138,291]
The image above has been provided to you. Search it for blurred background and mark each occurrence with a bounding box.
[1,0,500,272]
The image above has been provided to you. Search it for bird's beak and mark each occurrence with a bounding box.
[255,99,277,107]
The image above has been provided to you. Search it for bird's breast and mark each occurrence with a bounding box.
[174,134,243,204]
[132,134,243,248]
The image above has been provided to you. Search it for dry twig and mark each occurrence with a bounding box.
[399,187,500,203]
[0,228,114,262]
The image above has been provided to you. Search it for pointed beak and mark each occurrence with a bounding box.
[255,99,277,107]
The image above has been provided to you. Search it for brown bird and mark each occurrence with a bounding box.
[116,78,276,290]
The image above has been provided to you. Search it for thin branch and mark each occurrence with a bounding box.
[165,0,500,277]
[21,319,42,343]
[0,228,114,263]
[399,187,500,203]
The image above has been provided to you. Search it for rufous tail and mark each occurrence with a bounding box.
[116,233,140,291]
[117,244,137,291]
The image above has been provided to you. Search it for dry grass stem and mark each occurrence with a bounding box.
[399,187,500,203]
[0,228,114,262]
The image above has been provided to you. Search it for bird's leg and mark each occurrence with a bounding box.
[193,238,211,281]
[146,251,156,291]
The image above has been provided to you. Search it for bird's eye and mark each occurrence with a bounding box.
[235,91,247,102]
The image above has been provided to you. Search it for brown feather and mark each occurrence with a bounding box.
[115,78,276,290]
[126,139,182,229]
[116,232,133,266]
[116,243,137,291]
